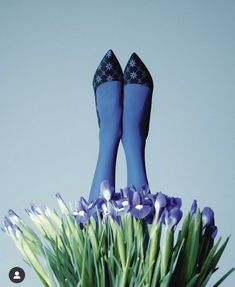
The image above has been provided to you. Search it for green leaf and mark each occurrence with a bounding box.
[195,236,224,286]
[185,273,200,287]
[116,224,126,269]
[151,253,161,287]
[160,227,174,279]
[213,267,235,287]
[200,270,213,287]
[210,236,230,271]
[147,222,162,283]
[41,245,59,287]
[184,209,202,282]
[160,271,171,287]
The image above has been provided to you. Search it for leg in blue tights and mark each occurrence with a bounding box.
[89,82,123,203]
[122,53,153,188]
[88,50,123,203]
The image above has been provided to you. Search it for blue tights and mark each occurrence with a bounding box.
[88,82,152,202]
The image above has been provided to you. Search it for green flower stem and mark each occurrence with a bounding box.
[116,224,126,269]
[119,242,132,287]
[148,222,162,283]
[160,226,174,279]
[20,240,52,286]
[184,209,202,284]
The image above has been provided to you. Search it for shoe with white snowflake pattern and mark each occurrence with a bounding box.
[92,49,123,127]
[123,52,153,91]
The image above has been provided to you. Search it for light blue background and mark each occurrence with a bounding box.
[0,0,234,286]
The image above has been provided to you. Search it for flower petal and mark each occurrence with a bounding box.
[202,207,215,227]
[131,204,151,219]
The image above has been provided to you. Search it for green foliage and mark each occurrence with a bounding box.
[6,206,234,287]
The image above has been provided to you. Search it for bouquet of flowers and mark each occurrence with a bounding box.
[2,181,234,287]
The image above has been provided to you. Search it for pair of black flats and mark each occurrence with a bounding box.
[92,50,153,127]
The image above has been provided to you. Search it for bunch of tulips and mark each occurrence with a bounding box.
[2,181,234,286]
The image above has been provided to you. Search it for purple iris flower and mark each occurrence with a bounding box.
[202,207,215,227]
[115,197,130,213]
[201,207,217,239]
[2,216,13,232]
[30,204,42,215]
[8,209,20,218]
[166,196,182,211]
[190,200,197,215]
[154,192,167,211]
[122,186,135,204]
[2,217,23,239]
[162,207,183,229]
[139,184,151,197]
[80,197,99,212]
[72,200,91,224]
[106,201,121,223]
[112,189,123,201]
[139,186,153,207]
[55,193,65,203]
[100,180,114,201]
[95,180,116,212]
[7,209,23,225]
[25,208,33,217]
[130,191,152,219]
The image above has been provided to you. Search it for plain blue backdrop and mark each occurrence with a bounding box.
[0,1,234,286]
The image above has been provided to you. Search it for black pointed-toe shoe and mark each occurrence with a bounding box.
[123,52,153,90]
[123,53,154,141]
[92,50,123,126]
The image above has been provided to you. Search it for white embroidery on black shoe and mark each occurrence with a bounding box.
[93,50,123,92]
[124,53,153,90]
[93,50,123,127]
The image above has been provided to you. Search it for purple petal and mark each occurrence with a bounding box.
[140,184,150,195]
[75,200,83,211]
[164,207,183,228]
[25,208,32,216]
[8,209,20,218]
[116,198,130,211]
[159,208,166,224]
[100,180,114,201]
[55,193,65,202]
[132,191,141,207]
[170,208,183,226]
[96,198,106,210]
[73,209,90,224]
[154,192,167,210]
[210,225,218,239]
[130,204,151,219]
[4,216,13,228]
[78,197,96,212]
[167,196,182,210]
[127,188,134,204]
[30,204,42,215]
[202,207,215,227]
[112,191,122,201]
[190,200,197,215]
